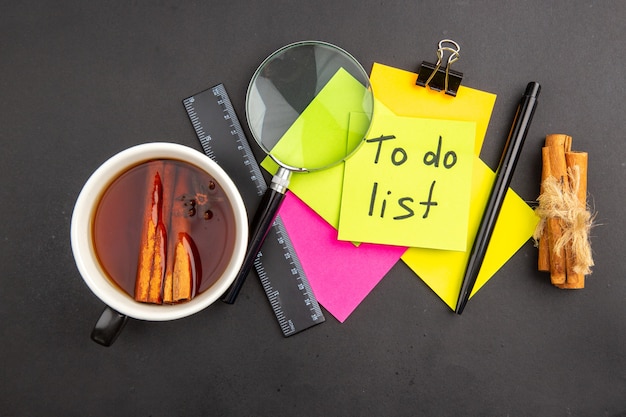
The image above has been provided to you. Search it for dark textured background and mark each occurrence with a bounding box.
[1,1,625,416]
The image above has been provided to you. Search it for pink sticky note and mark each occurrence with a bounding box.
[279,192,407,322]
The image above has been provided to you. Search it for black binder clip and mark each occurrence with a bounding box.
[416,39,463,97]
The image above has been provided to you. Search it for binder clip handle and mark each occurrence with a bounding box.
[438,39,461,67]
[416,39,463,97]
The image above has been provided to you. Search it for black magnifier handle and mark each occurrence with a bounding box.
[222,167,291,304]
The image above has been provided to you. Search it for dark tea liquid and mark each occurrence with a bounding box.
[92,159,237,300]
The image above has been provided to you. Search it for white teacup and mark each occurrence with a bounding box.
[71,142,248,327]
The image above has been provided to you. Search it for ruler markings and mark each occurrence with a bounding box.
[182,84,325,336]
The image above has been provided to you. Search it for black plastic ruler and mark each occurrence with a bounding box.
[182,84,325,336]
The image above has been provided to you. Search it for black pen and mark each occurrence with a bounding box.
[455,81,541,314]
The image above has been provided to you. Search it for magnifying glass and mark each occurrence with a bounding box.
[222,40,374,304]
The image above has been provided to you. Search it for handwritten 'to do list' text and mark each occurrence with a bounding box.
[338,114,476,251]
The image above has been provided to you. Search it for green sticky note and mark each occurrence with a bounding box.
[265,67,372,170]
[261,68,375,226]
[338,114,476,251]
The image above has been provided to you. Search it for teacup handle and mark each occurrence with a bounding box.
[91,306,129,347]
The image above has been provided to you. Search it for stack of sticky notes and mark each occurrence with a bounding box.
[262,63,538,321]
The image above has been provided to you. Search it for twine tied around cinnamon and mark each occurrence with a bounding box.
[533,165,594,276]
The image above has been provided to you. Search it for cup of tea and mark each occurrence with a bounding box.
[71,142,248,345]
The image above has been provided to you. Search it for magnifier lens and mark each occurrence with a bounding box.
[246,41,373,171]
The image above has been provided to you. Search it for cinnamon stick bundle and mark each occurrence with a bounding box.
[533,134,593,289]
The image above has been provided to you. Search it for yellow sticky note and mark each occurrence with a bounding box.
[371,63,496,155]
[338,114,476,250]
[401,156,540,309]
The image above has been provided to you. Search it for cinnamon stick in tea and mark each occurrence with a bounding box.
[162,166,200,303]
[135,160,204,304]
[171,232,200,302]
[135,162,169,304]
[162,166,181,304]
